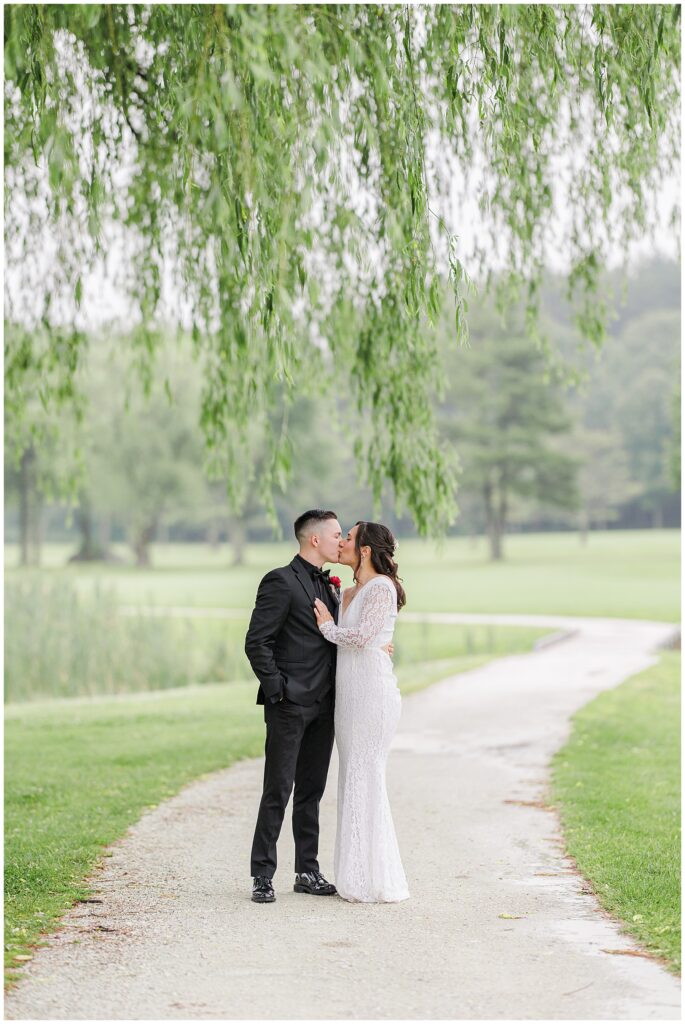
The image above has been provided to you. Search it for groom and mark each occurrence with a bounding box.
[245,509,343,903]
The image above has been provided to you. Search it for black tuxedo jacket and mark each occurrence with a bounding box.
[244,556,339,706]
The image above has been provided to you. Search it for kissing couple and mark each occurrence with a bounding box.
[245,509,410,904]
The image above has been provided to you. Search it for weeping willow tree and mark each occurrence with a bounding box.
[4,4,681,534]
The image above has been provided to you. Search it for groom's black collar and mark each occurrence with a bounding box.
[293,552,324,579]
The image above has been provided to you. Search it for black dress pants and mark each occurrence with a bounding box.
[250,689,335,879]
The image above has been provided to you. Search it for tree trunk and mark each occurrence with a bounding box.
[483,480,504,561]
[578,507,589,544]
[228,517,247,566]
[76,504,96,558]
[99,514,112,552]
[207,519,221,551]
[18,448,32,567]
[70,499,108,561]
[494,485,507,561]
[29,501,44,567]
[133,523,156,567]
[489,520,503,561]
[80,504,94,554]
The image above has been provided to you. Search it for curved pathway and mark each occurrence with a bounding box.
[5,614,681,1019]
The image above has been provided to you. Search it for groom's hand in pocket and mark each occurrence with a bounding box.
[269,676,286,703]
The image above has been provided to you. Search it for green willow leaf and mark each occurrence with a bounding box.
[3,3,680,535]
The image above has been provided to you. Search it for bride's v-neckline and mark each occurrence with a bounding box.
[341,575,384,620]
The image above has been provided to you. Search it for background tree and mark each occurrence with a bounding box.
[439,307,579,559]
[54,334,208,566]
[610,316,680,529]
[4,325,87,565]
[106,374,206,567]
[669,380,681,493]
[558,427,641,541]
[571,308,681,528]
[203,392,351,563]
[4,443,43,567]
[66,344,124,562]
[4,4,680,535]
[509,258,681,534]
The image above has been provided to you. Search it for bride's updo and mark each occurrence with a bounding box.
[354,521,406,611]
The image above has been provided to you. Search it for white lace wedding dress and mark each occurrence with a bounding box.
[319,574,410,903]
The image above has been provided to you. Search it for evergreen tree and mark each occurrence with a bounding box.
[441,325,579,559]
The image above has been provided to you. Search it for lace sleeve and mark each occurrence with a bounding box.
[319,579,394,649]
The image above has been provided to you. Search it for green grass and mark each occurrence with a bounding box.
[551,651,681,973]
[4,634,544,984]
[5,529,680,620]
[394,624,544,695]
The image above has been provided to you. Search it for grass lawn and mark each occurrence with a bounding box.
[4,637,544,985]
[4,529,680,621]
[551,651,681,973]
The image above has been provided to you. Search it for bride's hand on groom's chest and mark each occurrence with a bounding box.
[313,597,334,625]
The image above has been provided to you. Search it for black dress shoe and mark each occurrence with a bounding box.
[294,870,337,895]
[252,875,275,903]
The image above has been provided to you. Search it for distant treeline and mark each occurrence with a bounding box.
[5,258,680,565]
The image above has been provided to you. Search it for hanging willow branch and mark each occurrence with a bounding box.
[4,3,681,534]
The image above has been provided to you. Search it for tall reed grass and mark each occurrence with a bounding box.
[5,577,251,702]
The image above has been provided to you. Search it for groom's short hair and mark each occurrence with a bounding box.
[294,509,338,545]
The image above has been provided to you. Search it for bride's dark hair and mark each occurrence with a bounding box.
[353,521,406,611]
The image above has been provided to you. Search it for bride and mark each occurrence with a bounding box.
[313,520,410,903]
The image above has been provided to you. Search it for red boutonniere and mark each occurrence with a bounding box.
[327,575,342,604]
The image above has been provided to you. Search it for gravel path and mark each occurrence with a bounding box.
[5,614,681,1020]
